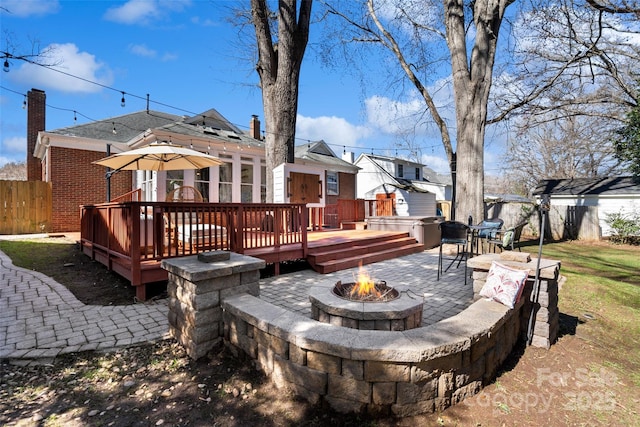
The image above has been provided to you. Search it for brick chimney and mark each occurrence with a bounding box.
[27,88,46,181]
[249,115,261,140]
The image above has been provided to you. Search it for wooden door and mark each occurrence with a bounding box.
[289,172,320,204]
[375,192,396,216]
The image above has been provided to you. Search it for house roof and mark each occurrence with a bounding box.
[150,121,264,149]
[533,176,640,196]
[422,165,451,185]
[183,108,243,134]
[294,141,360,172]
[356,153,425,167]
[47,110,183,143]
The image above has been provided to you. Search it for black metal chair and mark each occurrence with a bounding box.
[437,221,470,285]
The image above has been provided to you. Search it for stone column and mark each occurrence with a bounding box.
[162,251,265,359]
[467,251,561,349]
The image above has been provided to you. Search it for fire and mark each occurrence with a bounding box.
[350,264,382,299]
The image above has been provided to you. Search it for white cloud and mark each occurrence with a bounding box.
[296,115,371,147]
[104,0,191,25]
[129,43,157,58]
[3,136,26,153]
[0,136,26,167]
[1,0,59,17]
[128,44,177,61]
[420,153,450,174]
[191,16,219,27]
[161,52,178,62]
[10,43,113,93]
[104,0,160,24]
[364,79,455,137]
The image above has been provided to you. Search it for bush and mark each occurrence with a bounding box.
[605,210,640,245]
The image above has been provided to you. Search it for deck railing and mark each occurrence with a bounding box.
[308,199,367,229]
[80,202,308,287]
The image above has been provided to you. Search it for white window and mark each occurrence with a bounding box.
[141,170,156,201]
[327,171,339,195]
[241,158,253,203]
[415,167,420,180]
[397,164,404,178]
[195,167,210,202]
[219,159,233,203]
[260,163,267,203]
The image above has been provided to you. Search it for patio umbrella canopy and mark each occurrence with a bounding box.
[93,141,223,173]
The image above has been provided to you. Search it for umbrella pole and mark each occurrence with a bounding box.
[527,194,551,346]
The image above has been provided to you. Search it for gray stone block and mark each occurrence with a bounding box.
[273,354,327,394]
[198,250,230,263]
[396,379,437,405]
[327,374,371,403]
[307,351,341,375]
[372,381,397,405]
[364,360,410,382]
[341,359,364,380]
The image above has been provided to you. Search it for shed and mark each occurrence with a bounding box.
[364,183,437,217]
[532,176,640,240]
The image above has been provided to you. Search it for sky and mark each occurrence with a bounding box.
[0,0,507,174]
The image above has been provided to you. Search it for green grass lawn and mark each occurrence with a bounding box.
[541,240,640,386]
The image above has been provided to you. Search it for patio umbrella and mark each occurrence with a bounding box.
[93,141,223,173]
[93,141,223,201]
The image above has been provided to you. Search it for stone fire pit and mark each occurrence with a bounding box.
[309,285,423,331]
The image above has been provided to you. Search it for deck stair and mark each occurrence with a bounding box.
[306,231,424,274]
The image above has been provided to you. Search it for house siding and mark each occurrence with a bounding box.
[49,146,131,232]
[355,157,387,199]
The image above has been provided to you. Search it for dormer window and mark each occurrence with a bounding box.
[397,164,404,178]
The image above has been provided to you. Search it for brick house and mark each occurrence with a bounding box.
[31,93,359,232]
[33,109,182,232]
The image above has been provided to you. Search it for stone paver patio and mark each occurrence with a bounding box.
[1,244,471,363]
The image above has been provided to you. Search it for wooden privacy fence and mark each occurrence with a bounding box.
[0,180,52,235]
[486,201,602,240]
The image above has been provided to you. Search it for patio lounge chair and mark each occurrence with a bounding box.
[489,221,527,252]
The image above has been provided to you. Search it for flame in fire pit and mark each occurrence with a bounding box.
[351,264,381,299]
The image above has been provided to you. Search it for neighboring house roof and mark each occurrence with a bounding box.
[47,110,183,143]
[294,140,360,173]
[485,193,535,203]
[373,181,433,193]
[356,153,424,167]
[355,153,433,192]
[533,176,640,196]
[422,165,452,185]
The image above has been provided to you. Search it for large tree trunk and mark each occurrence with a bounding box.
[445,0,508,222]
[252,0,312,202]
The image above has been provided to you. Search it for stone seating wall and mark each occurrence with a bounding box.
[222,294,523,416]
[164,250,560,416]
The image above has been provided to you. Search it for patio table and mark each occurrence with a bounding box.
[468,224,503,256]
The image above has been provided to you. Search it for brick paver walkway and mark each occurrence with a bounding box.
[0,250,169,362]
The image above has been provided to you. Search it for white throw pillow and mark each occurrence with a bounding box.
[479,261,529,309]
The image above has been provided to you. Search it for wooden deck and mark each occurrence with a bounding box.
[80,201,423,300]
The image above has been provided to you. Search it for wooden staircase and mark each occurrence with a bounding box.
[306,231,424,274]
